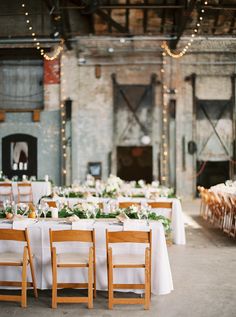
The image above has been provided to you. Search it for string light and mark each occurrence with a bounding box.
[161,50,170,186]
[21,2,64,60]
[162,0,208,58]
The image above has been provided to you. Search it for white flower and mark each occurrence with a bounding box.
[138,179,145,188]
[80,202,98,212]
[129,205,139,214]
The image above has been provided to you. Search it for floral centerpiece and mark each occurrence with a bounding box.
[135,179,146,189]
[72,202,100,219]
[85,174,96,188]
[101,174,123,198]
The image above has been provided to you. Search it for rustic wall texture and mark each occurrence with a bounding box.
[0,38,236,197]
[60,38,236,197]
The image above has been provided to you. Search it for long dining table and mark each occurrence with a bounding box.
[0,218,174,296]
[43,196,186,245]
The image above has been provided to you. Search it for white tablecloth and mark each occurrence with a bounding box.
[0,181,52,205]
[46,197,186,245]
[0,219,173,296]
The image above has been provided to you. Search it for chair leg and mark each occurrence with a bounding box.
[144,248,150,310]
[52,250,57,309]
[88,247,93,309]
[93,264,96,299]
[108,248,113,310]
[29,259,38,299]
[21,248,28,308]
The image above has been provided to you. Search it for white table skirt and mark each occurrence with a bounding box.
[0,219,173,296]
[0,181,52,205]
[47,197,186,245]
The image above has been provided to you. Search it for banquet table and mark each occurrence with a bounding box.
[0,181,52,205]
[44,196,186,245]
[0,219,174,296]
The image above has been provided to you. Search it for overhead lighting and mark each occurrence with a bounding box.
[141,135,151,145]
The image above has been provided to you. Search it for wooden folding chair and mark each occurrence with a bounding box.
[106,230,152,310]
[118,202,141,209]
[0,183,13,206]
[49,229,96,309]
[17,183,33,204]
[0,228,38,307]
[147,201,173,219]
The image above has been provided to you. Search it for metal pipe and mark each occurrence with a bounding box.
[0,38,62,44]
[60,5,185,10]
[179,62,236,65]
[76,35,177,41]
[77,35,236,41]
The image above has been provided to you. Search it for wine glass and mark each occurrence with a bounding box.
[85,208,92,219]
[137,209,143,220]
[36,204,43,221]
[141,206,149,225]
[3,199,10,209]
[91,206,98,220]
[56,200,63,211]
[21,204,29,217]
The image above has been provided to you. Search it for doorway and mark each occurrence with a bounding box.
[197,160,229,189]
[117,146,153,183]
[2,134,37,180]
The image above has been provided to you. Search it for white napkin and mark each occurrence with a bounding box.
[65,214,80,223]
[116,211,129,223]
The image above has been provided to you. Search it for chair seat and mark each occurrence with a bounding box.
[0,252,25,264]
[113,254,145,266]
[57,253,89,265]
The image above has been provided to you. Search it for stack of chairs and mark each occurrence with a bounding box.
[198,186,236,238]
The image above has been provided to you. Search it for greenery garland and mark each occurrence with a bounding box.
[0,206,172,234]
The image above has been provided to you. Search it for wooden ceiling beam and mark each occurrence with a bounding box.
[228,11,236,34]
[60,0,73,49]
[95,9,128,33]
[169,0,197,50]
[201,5,236,11]
[143,0,148,33]
[80,0,128,33]
[43,0,72,49]
[160,0,167,34]
[126,0,130,33]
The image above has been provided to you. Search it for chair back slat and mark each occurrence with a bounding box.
[0,183,12,187]
[147,202,172,209]
[118,202,141,209]
[17,183,31,187]
[0,229,26,241]
[106,230,151,244]
[17,182,33,203]
[50,229,94,243]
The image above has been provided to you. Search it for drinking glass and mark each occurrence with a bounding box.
[36,204,43,220]
[56,200,63,211]
[21,204,29,217]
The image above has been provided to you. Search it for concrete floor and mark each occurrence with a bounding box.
[0,199,235,317]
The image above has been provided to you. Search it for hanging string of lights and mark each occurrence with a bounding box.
[21,3,64,60]
[162,0,209,59]
[160,51,169,185]
[60,55,68,184]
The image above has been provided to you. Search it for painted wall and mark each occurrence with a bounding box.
[0,111,60,184]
